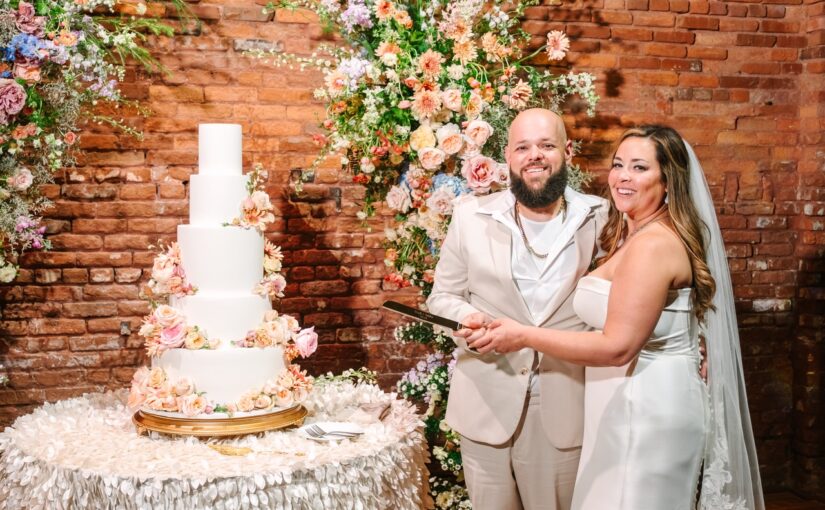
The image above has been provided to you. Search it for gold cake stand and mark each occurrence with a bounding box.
[133,405,307,437]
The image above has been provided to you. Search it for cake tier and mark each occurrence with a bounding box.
[177,225,263,293]
[189,174,249,226]
[170,292,271,344]
[151,347,285,406]
[198,124,242,176]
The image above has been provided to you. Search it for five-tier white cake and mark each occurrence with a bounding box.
[129,124,314,421]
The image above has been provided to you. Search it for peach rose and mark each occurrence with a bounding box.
[152,305,182,328]
[436,123,464,155]
[441,88,463,112]
[464,91,485,119]
[237,394,256,412]
[409,124,436,151]
[274,389,295,408]
[418,147,446,170]
[147,367,167,389]
[464,119,494,147]
[255,394,274,409]
[184,329,206,350]
[179,394,207,417]
[172,377,194,397]
[461,155,499,193]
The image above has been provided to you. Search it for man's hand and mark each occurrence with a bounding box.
[470,317,528,355]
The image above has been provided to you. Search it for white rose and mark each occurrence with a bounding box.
[385,185,412,213]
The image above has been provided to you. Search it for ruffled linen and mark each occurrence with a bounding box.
[0,382,431,509]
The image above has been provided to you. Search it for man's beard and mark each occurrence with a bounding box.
[510,162,568,209]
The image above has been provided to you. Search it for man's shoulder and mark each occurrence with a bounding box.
[453,190,510,216]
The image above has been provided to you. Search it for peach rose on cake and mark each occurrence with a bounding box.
[255,394,274,410]
[436,123,464,155]
[418,147,446,171]
[281,314,300,333]
[237,394,256,412]
[184,328,206,350]
[178,394,207,417]
[153,305,182,328]
[172,377,194,397]
[274,389,295,408]
[147,367,168,389]
[264,320,288,345]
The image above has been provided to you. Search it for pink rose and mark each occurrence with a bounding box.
[436,123,464,155]
[461,155,499,194]
[294,327,318,358]
[255,394,274,409]
[426,188,456,216]
[172,377,194,397]
[386,184,412,213]
[153,305,182,328]
[7,168,33,191]
[464,119,494,147]
[274,389,295,408]
[441,88,463,112]
[178,394,207,417]
[152,254,176,283]
[495,163,510,186]
[418,147,446,170]
[159,323,187,348]
[0,79,27,125]
[237,394,256,412]
[14,2,45,36]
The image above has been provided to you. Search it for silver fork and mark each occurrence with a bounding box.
[304,424,361,439]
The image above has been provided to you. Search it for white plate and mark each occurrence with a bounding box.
[299,421,365,442]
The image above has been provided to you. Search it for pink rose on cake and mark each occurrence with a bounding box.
[255,273,286,299]
[148,243,195,299]
[153,305,183,328]
[159,322,187,349]
[274,389,295,408]
[254,394,274,410]
[294,327,318,358]
[171,377,194,397]
[178,394,207,417]
[236,190,275,231]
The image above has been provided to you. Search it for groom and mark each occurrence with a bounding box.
[426,108,607,510]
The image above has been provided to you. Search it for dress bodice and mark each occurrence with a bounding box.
[573,275,699,358]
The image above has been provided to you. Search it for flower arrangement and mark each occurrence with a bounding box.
[234,310,318,357]
[127,364,314,417]
[228,163,275,232]
[0,0,181,281]
[257,0,597,295]
[255,239,287,299]
[138,304,217,357]
[145,241,196,301]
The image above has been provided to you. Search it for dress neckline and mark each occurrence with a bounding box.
[580,274,692,294]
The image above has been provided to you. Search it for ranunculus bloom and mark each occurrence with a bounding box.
[436,123,463,155]
[386,184,412,213]
[0,79,27,125]
[294,327,318,358]
[461,155,499,193]
[409,125,435,151]
[184,329,206,350]
[418,147,446,170]
[464,119,494,147]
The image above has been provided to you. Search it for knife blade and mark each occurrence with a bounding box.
[382,301,466,331]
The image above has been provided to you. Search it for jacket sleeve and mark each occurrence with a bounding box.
[426,203,482,329]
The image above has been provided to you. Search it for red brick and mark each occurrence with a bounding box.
[689,0,710,14]
[761,20,800,33]
[720,18,760,32]
[613,27,654,40]
[627,0,649,9]
[645,43,688,57]
[633,11,676,26]
[654,31,696,43]
[736,34,777,47]
[679,15,720,30]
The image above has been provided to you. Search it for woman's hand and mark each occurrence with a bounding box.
[470,317,528,354]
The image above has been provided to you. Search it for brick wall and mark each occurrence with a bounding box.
[0,0,822,498]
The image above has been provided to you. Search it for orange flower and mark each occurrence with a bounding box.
[417,49,444,78]
[376,41,401,57]
[375,0,395,20]
[393,9,412,29]
[56,30,78,47]
[452,40,478,65]
[411,89,442,120]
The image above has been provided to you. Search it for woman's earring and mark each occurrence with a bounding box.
[664,193,669,204]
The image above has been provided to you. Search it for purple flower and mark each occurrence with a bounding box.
[0,79,27,125]
[340,0,372,32]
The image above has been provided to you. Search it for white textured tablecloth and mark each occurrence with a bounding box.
[0,382,431,510]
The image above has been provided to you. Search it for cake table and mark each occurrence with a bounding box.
[0,381,431,509]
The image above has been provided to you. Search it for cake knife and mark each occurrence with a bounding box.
[382,301,466,331]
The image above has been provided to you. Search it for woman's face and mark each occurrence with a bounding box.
[608,136,667,218]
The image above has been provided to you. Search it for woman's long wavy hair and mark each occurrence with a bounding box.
[597,125,716,322]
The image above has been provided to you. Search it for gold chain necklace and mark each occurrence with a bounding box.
[514,198,566,259]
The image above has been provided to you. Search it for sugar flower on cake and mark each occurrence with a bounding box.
[255,240,288,299]
[146,242,196,300]
[139,305,214,357]
[228,163,276,232]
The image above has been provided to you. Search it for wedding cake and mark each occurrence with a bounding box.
[128,124,316,419]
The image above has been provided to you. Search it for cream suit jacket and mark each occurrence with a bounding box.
[427,188,608,447]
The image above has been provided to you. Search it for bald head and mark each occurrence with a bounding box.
[507,108,568,148]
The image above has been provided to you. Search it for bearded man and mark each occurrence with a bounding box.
[427,108,608,510]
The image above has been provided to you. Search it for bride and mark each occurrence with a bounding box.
[466,125,763,509]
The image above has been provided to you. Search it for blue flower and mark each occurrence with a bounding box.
[5,34,43,62]
[432,174,470,196]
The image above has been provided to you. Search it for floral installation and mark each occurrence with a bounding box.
[256,0,597,296]
[144,241,196,302]
[137,304,218,357]
[227,163,275,233]
[127,364,314,417]
[0,0,184,281]
[257,0,599,502]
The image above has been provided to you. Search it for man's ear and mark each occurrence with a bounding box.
[564,139,574,164]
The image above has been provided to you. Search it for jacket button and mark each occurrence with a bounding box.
[520,367,529,375]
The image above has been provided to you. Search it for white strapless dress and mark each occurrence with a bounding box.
[571,276,708,510]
